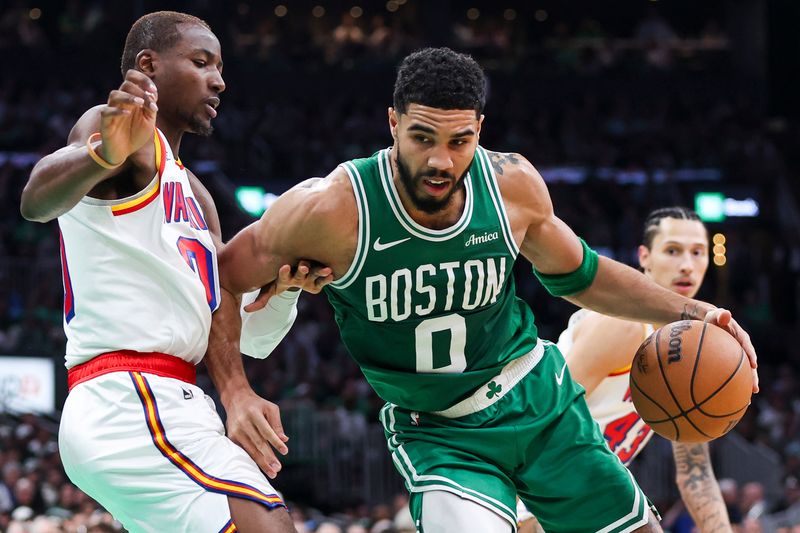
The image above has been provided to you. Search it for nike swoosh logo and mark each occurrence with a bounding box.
[373,237,411,252]
[555,361,568,386]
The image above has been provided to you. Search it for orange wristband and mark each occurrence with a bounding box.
[86,132,122,169]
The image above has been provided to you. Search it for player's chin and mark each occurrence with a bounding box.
[189,116,214,137]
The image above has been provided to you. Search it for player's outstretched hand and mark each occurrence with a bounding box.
[223,388,289,479]
[243,260,334,312]
[704,308,759,393]
[98,69,159,165]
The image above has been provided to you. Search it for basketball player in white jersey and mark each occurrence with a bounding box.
[19,11,328,533]
[518,207,732,533]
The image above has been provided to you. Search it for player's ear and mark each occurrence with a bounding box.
[136,50,156,77]
[476,114,485,138]
[637,245,651,271]
[388,107,398,140]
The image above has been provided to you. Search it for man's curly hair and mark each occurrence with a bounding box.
[393,47,486,118]
[121,11,210,75]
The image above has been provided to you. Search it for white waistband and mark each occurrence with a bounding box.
[432,339,545,419]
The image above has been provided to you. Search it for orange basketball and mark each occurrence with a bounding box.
[630,320,752,443]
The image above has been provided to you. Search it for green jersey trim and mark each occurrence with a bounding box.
[330,162,371,289]
[475,147,520,257]
[377,149,474,241]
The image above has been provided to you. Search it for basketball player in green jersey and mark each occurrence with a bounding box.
[215,48,758,532]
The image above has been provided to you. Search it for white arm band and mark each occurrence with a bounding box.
[239,289,300,359]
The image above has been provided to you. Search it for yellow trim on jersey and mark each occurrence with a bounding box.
[109,131,162,216]
[608,323,651,377]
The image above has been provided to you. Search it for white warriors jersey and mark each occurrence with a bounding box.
[557,309,655,465]
[58,128,220,369]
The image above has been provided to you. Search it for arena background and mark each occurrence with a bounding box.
[2,0,800,531]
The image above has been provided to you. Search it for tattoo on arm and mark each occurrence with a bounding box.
[673,443,731,532]
[680,303,701,321]
[488,151,521,176]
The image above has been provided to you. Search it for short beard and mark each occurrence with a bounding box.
[189,117,214,137]
[395,146,468,214]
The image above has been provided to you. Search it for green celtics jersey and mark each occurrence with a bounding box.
[324,147,539,412]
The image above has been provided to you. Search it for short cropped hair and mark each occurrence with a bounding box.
[121,11,210,75]
[393,47,486,118]
[642,207,704,248]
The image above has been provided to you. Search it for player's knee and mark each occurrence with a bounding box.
[420,490,513,532]
[228,497,297,533]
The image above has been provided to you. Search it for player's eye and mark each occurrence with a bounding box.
[451,139,467,147]
[415,135,430,144]
[193,60,207,68]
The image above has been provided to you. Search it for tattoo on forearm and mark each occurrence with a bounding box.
[680,303,701,321]
[673,443,731,532]
[488,151,521,176]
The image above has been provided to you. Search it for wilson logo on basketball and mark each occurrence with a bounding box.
[635,334,654,374]
[667,321,693,364]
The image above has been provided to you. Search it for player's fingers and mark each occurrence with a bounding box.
[752,368,760,394]
[310,266,333,278]
[236,432,278,478]
[704,308,731,327]
[108,90,146,109]
[277,264,293,283]
[265,402,289,444]
[228,413,282,478]
[100,107,131,118]
[122,69,158,97]
[314,273,334,290]
[243,286,275,312]
[247,402,286,452]
[242,414,284,476]
[293,261,310,278]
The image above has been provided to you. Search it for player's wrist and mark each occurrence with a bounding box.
[86,132,125,168]
[679,301,715,321]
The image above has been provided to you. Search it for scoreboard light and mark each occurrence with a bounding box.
[235,186,267,217]
[694,192,760,223]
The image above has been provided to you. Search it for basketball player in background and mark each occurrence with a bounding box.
[216,48,757,532]
[20,11,329,532]
[518,207,732,533]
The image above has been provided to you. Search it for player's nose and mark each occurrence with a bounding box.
[427,145,453,170]
[210,71,225,94]
[679,253,694,273]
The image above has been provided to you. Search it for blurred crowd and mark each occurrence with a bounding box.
[2,0,800,532]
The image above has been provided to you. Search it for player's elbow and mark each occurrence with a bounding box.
[19,187,50,223]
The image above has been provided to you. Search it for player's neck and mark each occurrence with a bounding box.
[155,119,184,158]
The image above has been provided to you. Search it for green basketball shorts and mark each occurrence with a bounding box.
[379,340,656,532]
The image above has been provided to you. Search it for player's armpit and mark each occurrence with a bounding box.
[671,442,732,533]
[567,314,645,396]
[187,171,223,244]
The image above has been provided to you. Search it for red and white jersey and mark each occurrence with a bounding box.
[58,128,219,369]
[557,309,654,465]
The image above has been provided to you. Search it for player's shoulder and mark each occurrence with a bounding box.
[268,167,356,234]
[482,147,552,221]
[65,105,105,145]
[483,149,537,181]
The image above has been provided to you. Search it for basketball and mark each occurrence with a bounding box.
[630,320,752,443]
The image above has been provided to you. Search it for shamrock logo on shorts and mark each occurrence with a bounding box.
[486,381,502,399]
